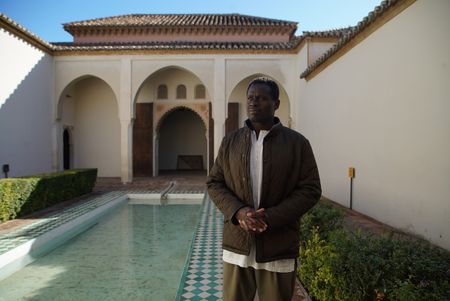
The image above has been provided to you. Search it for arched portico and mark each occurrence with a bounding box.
[56,75,121,177]
[133,66,213,177]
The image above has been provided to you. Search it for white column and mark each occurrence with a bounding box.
[120,118,133,183]
[51,58,59,172]
[119,57,133,183]
[213,57,227,159]
[153,134,158,177]
[51,120,63,172]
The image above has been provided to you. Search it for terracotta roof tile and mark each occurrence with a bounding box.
[301,26,355,38]
[0,13,53,52]
[300,0,402,78]
[63,13,297,29]
[51,37,302,52]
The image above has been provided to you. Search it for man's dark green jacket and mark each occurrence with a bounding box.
[207,118,322,262]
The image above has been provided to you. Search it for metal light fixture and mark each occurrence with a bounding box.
[2,164,9,178]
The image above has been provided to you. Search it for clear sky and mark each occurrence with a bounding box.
[0,0,381,42]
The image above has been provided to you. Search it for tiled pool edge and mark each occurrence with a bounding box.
[0,191,129,255]
[175,194,209,301]
[0,191,129,281]
[0,190,206,282]
[176,194,224,301]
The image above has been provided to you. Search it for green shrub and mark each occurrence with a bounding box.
[0,169,97,222]
[298,202,450,301]
[300,201,344,242]
[0,178,39,222]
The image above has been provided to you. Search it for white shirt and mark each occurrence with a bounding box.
[223,129,295,273]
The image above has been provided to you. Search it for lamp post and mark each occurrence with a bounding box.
[348,167,355,210]
[2,164,9,178]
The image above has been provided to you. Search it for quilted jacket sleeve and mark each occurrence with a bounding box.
[206,138,247,223]
[264,138,322,229]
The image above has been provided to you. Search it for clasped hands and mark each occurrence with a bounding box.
[235,207,267,234]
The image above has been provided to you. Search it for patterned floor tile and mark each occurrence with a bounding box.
[177,197,224,301]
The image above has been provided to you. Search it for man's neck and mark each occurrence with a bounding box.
[250,118,275,138]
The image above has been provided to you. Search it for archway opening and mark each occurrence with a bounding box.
[63,129,71,170]
[58,76,120,177]
[133,66,212,177]
[157,108,207,176]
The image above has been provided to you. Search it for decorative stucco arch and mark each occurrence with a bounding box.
[132,64,213,118]
[155,103,209,134]
[153,105,209,176]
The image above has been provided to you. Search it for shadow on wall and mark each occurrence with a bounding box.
[0,54,53,178]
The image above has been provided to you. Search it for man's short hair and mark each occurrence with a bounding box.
[247,77,280,101]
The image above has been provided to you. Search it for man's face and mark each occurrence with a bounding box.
[246,83,280,124]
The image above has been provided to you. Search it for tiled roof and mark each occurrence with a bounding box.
[292,26,355,50]
[51,37,302,52]
[63,14,297,28]
[0,13,53,52]
[301,0,404,78]
[301,26,355,38]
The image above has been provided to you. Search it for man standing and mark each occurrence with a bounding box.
[207,77,321,301]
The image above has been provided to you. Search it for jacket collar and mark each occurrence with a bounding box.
[244,117,283,138]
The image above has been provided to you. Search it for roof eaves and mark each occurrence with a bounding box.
[300,0,414,79]
[301,26,355,38]
[51,39,301,53]
[0,13,54,53]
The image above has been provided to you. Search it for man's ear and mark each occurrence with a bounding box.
[274,99,280,110]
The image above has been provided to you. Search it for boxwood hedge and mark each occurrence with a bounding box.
[298,202,450,301]
[0,169,97,222]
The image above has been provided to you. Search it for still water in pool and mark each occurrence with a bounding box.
[0,203,201,301]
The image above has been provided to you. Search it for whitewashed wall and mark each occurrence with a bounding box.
[0,29,53,177]
[61,77,121,177]
[298,0,450,249]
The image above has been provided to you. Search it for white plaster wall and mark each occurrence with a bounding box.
[0,28,53,177]
[60,85,76,126]
[136,67,210,103]
[66,77,121,177]
[158,109,207,170]
[299,0,450,249]
[308,41,338,65]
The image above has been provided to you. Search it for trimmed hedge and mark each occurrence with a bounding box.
[0,169,97,222]
[298,202,450,301]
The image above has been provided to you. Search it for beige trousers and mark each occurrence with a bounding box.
[223,262,296,301]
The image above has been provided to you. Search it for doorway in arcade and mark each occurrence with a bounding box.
[157,107,207,175]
